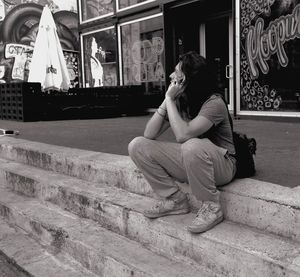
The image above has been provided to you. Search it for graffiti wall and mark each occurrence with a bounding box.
[0,0,79,88]
[240,0,300,112]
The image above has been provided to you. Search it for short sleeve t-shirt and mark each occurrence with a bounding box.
[199,95,235,155]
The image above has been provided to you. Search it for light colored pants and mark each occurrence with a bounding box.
[128,136,236,203]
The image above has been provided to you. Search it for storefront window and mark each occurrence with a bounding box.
[81,27,117,87]
[240,0,300,112]
[64,50,80,89]
[118,0,155,11]
[80,0,113,22]
[119,14,165,94]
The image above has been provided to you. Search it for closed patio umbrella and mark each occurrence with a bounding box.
[28,5,70,91]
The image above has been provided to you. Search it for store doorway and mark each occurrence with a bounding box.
[164,0,233,110]
[204,16,234,110]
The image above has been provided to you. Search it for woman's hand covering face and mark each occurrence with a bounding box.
[165,81,185,100]
[167,63,186,100]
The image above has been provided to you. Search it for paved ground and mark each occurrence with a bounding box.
[0,114,299,188]
[0,253,28,277]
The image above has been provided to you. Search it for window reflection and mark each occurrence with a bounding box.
[82,28,117,87]
[120,15,165,94]
[80,0,113,22]
[118,0,155,10]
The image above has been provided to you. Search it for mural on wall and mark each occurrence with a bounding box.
[0,0,79,88]
[240,0,300,111]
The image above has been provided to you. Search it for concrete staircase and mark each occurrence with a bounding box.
[0,137,299,277]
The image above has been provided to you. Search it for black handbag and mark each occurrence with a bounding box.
[217,94,257,178]
[232,131,256,178]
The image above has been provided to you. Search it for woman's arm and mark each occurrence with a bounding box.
[144,100,170,139]
[165,82,213,143]
[166,97,212,143]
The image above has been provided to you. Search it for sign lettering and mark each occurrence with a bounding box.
[5,43,33,80]
[47,65,57,74]
[246,3,300,79]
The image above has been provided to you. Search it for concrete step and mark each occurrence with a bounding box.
[0,162,300,277]
[0,137,299,242]
[0,187,216,277]
[0,218,97,277]
[0,252,29,277]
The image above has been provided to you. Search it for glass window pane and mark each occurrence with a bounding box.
[118,0,155,10]
[80,0,113,22]
[82,28,117,87]
[120,15,165,94]
[240,0,300,112]
[64,50,80,89]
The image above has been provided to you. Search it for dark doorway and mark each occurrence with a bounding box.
[205,16,230,103]
[163,0,232,89]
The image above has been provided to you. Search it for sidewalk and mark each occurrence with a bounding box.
[0,114,299,188]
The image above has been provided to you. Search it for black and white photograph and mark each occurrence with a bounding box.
[0,0,299,276]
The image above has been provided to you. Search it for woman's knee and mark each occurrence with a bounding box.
[128,136,150,158]
[181,138,211,163]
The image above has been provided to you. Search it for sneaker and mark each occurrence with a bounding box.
[187,201,223,233]
[143,190,190,219]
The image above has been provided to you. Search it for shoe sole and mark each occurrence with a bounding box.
[143,208,190,219]
[187,215,224,234]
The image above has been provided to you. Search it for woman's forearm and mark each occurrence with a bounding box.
[144,101,169,139]
[165,96,189,142]
[166,96,213,142]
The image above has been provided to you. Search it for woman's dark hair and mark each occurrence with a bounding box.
[177,51,217,118]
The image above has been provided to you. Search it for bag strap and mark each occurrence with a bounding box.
[213,93,233,131]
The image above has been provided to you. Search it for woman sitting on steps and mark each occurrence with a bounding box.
[128,51,236,233]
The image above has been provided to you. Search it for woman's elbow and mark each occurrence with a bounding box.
[143,127,152,139]
[175,134,189,143]
[143,131,155,140]
[175,130,195,143]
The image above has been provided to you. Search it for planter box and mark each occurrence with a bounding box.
[0,82,42,122]
[0,83,147,121]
